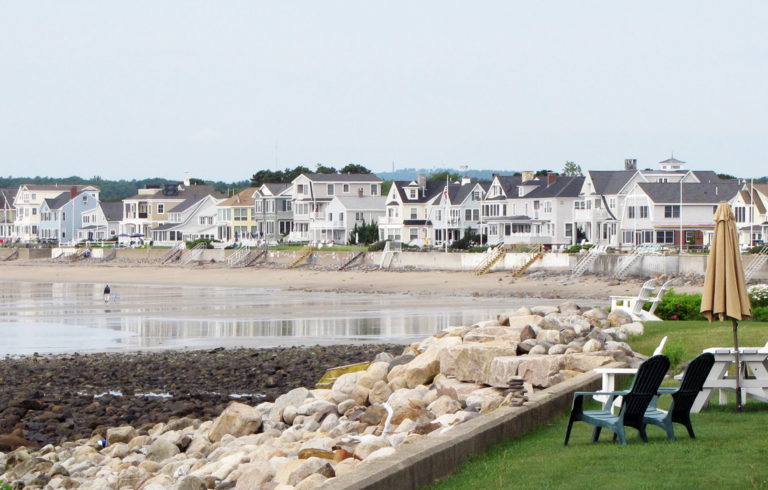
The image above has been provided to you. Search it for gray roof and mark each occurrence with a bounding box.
[101,202,123,221]
[169,196,209,214]
[523,176,585,199]
[125,184,224,201]
[392,180,444,204]
[0,188,16,208]
[302,173,381,182]
[659,157,685,164]
[334,196,387,210]
[495,175,525,197]
[153,222,180,231]
[587,170,636,195]
[638,182,741,204]
[43,192,71,210]
[262,183,291,195]
[691,170,725,184]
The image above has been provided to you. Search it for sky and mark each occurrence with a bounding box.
[1,1,766,181]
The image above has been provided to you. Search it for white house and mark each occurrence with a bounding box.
[430,179,488,246]
[378,174,444,246]
[288,173,382,243]
[38,189,100,246]
[77,202,124,242]
[151,194,224,245]
[12,184,99,243]
[320,196,387,244]
[729,184,768,248]
[0,188,16,243]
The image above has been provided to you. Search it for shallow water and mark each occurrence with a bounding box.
[0,281,595,355]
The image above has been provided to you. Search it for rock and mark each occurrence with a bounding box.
[433,375,484,402]
[360,405,388,426]
[386,364,408,391]
[331,372,363,404]
[466,387,507,412]
[106,426,138,445]
[548,344,568,355]
[404,348,442,388]
[558,301,581,314]
[274,459,305,485]
[270,387,311,422]
[320,413,340,433]
[337,399,356,414]
[531,305,559,316]
[357,362,390,389]
[334,458,360,477]
[581,339,603,353]
[564,352,618,372]
[529,344,548,355]
[583,308,608,322]
[427,395,461,416]
[351,384,370,405]
[117,466,145,489]
[295,473,328,490]
[605,341,634,356]
[147,437,180,463]
[439,344,519,383]
[234,463,275,490]
[209,402,263,442]
[287,457,335,486]
[374,352,395,364]
[619,322,644,337]
[283,405,298,425]
[536,329,563,344]
[516,355,566,387]
[297,399,338,419]
[172,475,207,490]
[354,438,391,459]
[368,380,393,405]
[367,446,396,461]
[473,319,501,328]
[506,314,541,329]
[607,309,633,327]
[486,357,523,387]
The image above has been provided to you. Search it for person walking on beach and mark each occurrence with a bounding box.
[103,284,111,303]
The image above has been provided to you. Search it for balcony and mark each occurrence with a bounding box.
[378,216,402,226]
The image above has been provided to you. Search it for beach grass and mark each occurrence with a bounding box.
[428,320,768,490]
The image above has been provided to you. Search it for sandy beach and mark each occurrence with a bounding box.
[0,262,701,299]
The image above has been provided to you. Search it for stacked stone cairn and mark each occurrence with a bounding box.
[0,302,645,489]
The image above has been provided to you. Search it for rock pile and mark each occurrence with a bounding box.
[0,302,646,489]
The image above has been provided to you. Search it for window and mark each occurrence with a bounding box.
[544,201,552,213]
[409,228,418,240]
[664,205,680,218]
[533,200,540,210]
[283,200,292,211]
[328,212,333,222]
[297,184,306,195]
[594,198,601,208]
[473,209,479,221]
[327,184,334,195]
[371,184,378,196]
[640,206,649,218]
[158,204,164,214]
[657,178,668,183]
[355,212,364,221]
[343,184,350,193]
[624,231,633,243]
[734,207,746,223]
[610,198,616,209]
[465,209,472,221]
[82,195,87,204]
[628,206,635,218]
[409,188,417,199]
[410,207,417,219]
[565,223,573,237]
[685,230,696,243]
[32,208,37,216]
[656,230,675,243]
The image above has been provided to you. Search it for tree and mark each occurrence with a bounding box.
[283,165,312,182]
[381,180,393,196]
[188,178,206,185]
[340,163,372,174]
[563,161,583,177]
[535,169,553,177]
[428,171,460,182]
[250,170,285,187]
[315,164,337,174]
[349,220,379,245]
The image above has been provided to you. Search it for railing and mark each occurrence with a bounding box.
[180,242,206,265]
[510,244,544,277]
[290,245,317,268]
[339,251,366,271]
[379,241,402,270]
[744,246,768,282]
[226,246,251,267]
[614,246,642,280]
[160,243,185,264]
[571,244,607,278]
[2,248,18,261]
[475,245,506,276]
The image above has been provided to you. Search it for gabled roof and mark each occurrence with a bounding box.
[587,170,636,195]
[299,173,381,182]
[0,188,16,208]
[434,182,485,205]
[23,184,97,192]
[522,176,585,199]
[169,194,220,214]
[217,187,258,207]
[495,175,525,197]
[42,192,71,210]
[101,202,124,222]
[124,184,224,201]
[392,180,444,204]
[690,171,722,184]
[737,189,767,215]
[261,183,291,196]
[660,157,685,164]
[638,182,741,204]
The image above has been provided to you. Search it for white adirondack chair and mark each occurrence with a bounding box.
[610,279,673,322]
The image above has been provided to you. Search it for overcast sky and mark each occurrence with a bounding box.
[1,1,766,181]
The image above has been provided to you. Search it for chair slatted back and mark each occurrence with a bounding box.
[632,279,658,314]
[619,355,670,426]
[671,352,715,417]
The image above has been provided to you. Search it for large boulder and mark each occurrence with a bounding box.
[147,437,180,463]
[106,426,138,445]
[357,362,390,389]
[404,348,442,388]
[515,355,566,387]
[270,387,311,422]
[506,315,542,329]
[209,402,263,442]
[433,375,484,402]
[369,380,393,405]
[486,356,524,387]
[465,387,508,412]
[607,309,633,327]
[331,372,364,404]
[564,352,623,372]
[427,395,461,417]
[619,322,644,337]
[439,343,519,383]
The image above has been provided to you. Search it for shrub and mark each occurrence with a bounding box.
[367,240,388,252]
[654,289,706,321]
[747,244,768,254]
[752,306,768,322]
[663,341,686,370]
[748,284,768,308]
[565,245,582,254]
[185,238,212,249]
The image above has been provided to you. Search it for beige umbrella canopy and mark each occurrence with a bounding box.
[700,202,752,411]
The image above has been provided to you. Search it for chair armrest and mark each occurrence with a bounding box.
[657,387,678,395]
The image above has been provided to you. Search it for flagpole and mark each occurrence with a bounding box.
[444,174,449,253]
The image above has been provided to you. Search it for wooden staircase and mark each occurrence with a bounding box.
[2,248,18,261]
[161,243,185,264]
[226,246,251,267]
[614,246,642,279]
[475,245,506,276]
[244,249,268,267]
[570,244,606,278]
[180,242,206,265]
[339,251,365,271]
[101,248,117,262]
[745,245,768,282]
[510,244,544,277]
[290,246,317,268]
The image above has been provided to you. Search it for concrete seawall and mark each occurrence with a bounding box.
[318,371,602,490]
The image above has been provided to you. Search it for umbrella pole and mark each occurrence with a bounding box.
[732,318,742,412]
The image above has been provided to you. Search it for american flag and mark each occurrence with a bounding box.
[442,185,449,204]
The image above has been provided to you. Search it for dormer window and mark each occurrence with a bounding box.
[409,188,417,199]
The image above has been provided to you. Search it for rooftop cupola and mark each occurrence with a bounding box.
[659,154,685,171]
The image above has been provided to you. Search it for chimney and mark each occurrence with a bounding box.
[184,171,191,187]
[417,173,427,189]
[547,173,557,186]
[625,158,637,170]
[461,176,471,185]
[70,186,78,200]
[521,171,534,183]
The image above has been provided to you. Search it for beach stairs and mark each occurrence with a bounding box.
[180,242,207,265]
[226,246,251,267]
[290,246,317,268]
[745,245,768,282]
[316,361,371,389]
[66,249,88,262]
[2,248,18,261]
[244,249,268,267]
[475,245,506,276]
[570,244,607,279]
[101,248,117,262]
[339,251,366,271]
[510,244,544,278]
[614,246,642,280]
[378,241,401,270]
[161,243,185,264]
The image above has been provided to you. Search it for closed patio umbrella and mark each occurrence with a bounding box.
[700,202,752,411]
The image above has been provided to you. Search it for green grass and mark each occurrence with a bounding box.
[268,244,367,252]
[428,321,768,490]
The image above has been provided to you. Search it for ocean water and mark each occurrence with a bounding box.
[0,281,593,355]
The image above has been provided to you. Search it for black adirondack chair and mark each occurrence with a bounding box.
[564,354,670,445]
[643,352,715,440]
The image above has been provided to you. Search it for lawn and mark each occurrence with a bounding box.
[428,321,768,490]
